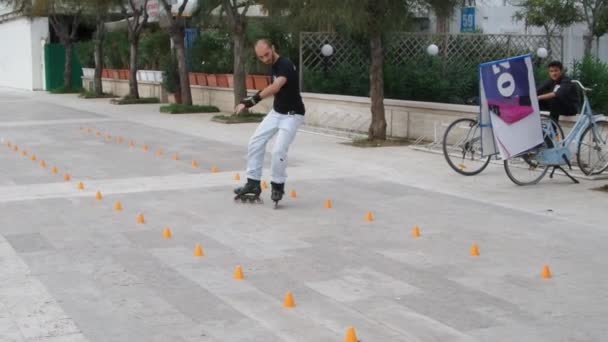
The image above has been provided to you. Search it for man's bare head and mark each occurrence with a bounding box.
[255,39,276,65]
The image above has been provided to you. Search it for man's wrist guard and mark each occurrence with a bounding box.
[241,92,262,108]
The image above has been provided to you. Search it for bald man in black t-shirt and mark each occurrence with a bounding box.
[233,39,306,207]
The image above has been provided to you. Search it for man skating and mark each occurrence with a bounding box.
[233,39,305,207]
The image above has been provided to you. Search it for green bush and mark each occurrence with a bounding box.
[140,29,171,70]
[304,64,369,97]
[161,54,180,93]
[104,31,129,69]
[212,112,266,123]
[111,96,160,105]
[50,86,83,94]
[76,41,95,68]
[160,104,221,114]
[571,55,608,114]
[189,30,233,74]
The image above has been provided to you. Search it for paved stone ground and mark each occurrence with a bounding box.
[1,87,607,342]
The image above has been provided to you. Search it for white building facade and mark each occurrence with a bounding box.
[0,4,49,90]
[429,0,608,67]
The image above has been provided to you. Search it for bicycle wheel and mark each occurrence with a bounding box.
[442,118,491,176]
[577,120,608,175]
[504,141,550,186]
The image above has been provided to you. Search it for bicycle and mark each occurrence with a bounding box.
[503,80,608,185]
[443,113,563,176]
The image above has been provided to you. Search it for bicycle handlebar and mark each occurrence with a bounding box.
[571,80,594,92]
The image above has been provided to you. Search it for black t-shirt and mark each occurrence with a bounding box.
[537,76,580,116]
[271,56,305,115]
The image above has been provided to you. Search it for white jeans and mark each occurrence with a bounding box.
[246,110,304,184]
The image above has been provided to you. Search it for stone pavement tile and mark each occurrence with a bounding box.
[305,267,419,303]
[4,233,55,254]
[0,308,27,342]
[29,333,91,342]
[0,102,103,122]
[347,298,479,342]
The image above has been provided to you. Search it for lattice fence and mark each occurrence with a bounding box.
[300,31,563,79]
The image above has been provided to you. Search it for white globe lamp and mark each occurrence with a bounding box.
[537,47,548,59]
[321,44,334,57]
[427,44,439,56]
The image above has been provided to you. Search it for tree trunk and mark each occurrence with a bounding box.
[93,20,105,96]
[437,15,449,33]
[368,29,387,140]
[584,34,593,56]
[232,26,247,107]
[64,41,73,90]
[172,33,192,105]
[129,40,140,99]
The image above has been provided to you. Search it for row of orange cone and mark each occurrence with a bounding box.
[6,135,550,341]
[81,127,220,172]
[6,140,72,180]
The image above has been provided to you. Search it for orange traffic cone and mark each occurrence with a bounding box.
[233,265,244,280]
[30,154,36,161]
[95,191,103,200]
[344,327,358,342]
[541,264,552,279]
[136,213,145,224]
[63,173,71,181]
[191,160,199,167]
[233,173,241,181]
[283,292,296,308]
[172,153,179,161]
[193,244,204,257]
[289,190,297,198]
[364,211,374,222]
[261,181,268,190]
[50,166,58,174]
[469,243,480,256]
[39,160,46,168]
[77,182,85,190]
[156,149,163,156]
[324,199,332,208]
[412,226,421,238]
[113,201,123,211]
[162,227,172,239]
[211,166,219,173]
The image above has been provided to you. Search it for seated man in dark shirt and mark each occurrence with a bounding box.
[537,60,581,123]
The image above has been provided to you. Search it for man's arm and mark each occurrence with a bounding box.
[537,80,554,101]
[236,77,287,113]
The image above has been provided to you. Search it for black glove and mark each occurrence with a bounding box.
[240,92,262,108]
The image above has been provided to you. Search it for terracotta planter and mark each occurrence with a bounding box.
[206,74,218,87]
[246,75,255,90]
[119,69,129,80]
[195,73,207,86]
[111,70,120,79]
[217,74,229,88]
[226,74,234,88]
[189,73,197,85]
[253,75,271,90]
[101,69,110,78]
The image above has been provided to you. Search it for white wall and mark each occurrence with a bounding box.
[0,17,49,90]
[29,18,49,90]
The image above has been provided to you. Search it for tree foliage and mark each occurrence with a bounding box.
[514,0,580,36]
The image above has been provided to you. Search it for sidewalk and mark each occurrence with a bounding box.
[1,88,607,342]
